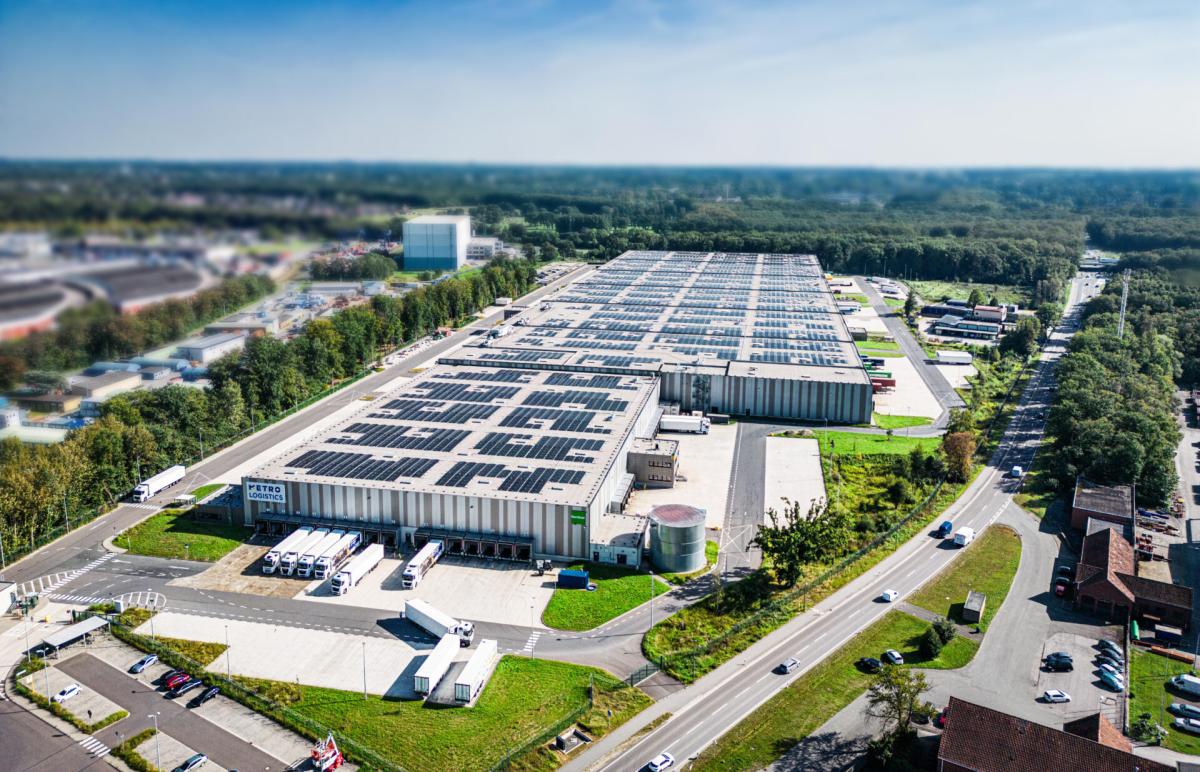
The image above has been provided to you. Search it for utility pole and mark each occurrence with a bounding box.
[362,640,368,700]
[225,625,231,679]
[62,492,69,532]
[1117,268,1131,339]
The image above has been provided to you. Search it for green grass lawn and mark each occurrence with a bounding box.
[907,279,1028,307]
[542,564,670,630]
[856,339,901,351]
[872,413,933,430]
[155,637,228,666]
[908,525,1022,629]
[188,483,225,500]
[838,293,870,304]
[239,657,651,771]
[118,509,250,562]
[811,430,941,457]
[691,611,979,771]
[1129,648,1200,754]
[1012,448,1060,519]
[660,541,718,585]
[883,296,906,308]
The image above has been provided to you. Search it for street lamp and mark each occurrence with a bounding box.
[147,590,156,638]
[225,625,231,679]
[361,640,368,700]
[649,571,655,632]
[148,713,161,771]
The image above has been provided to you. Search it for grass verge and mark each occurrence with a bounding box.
[908,525,1022,630]
[117,509,251,562]
[810,430,941,457]
[111,727,157,772]
[660,541,719,585]
[872,413,933,430]
[1129,648,1200,754]
[543,564,670,631]
[237,656,650,771]
[155,636,228,667]
[188,483,225,500]
[907,279,1028,307]
[691,611,979,771]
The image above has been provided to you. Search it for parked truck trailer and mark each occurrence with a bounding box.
[414,634,460,695]
[133,465,186,502]
[281,528,329,576]
[402,540,444,589]
[297,530,345,578]
[262,527,314,574]
[454,638,498,703]
[330,543,384,595]
[315,532,362,580]
[404,598,474,646]
[659,414,710,434]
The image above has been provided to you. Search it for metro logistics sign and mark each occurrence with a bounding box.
[246,481,287,504]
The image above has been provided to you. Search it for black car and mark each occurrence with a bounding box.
[158,668,184,684]
[1045,651,1073,662]
[857,657,882,673]
[1045,659,1073,672]
[189,686,220,708]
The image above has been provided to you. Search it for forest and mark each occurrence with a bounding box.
[0,258,537,564]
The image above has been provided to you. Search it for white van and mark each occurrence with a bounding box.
[1010,466,1024,478]
[953,527,976,547]
[1171,674,1200,698]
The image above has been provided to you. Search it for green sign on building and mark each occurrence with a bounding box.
[570,508,587,526]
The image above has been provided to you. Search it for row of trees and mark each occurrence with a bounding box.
[308,252,398,281]
[0,274,274,386]
[0,258,539,566]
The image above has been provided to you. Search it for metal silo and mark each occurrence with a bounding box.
[649,504,707,574]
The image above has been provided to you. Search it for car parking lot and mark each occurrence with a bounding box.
[19,664,124,725]
[1035,631,1125,714]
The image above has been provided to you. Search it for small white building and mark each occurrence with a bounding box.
[175,332,248,364]
[936,350,974,365]
[466,237,504,259]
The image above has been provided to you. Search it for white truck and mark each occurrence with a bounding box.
[262,527,314,574]
[953,527,976,547]
[132,465,186,502]
[330,543,384,594]
[413,634,460,695]
[454,638,498,703]
[314,531,363,580]
[405,598,474,647]
[659,413,710,434]
[297,530,345,578]
[281,528,329,576]
[402,541,445,589]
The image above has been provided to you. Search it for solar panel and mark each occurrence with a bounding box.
[376,399,499,424]
[408,382,520,403]
[500,406,609,434]
[431,369,531,383]
[329,424,470,452]
[544,373,636,390]
[286,450,435,481]
[474,432,605,463]
[523,389,629,412]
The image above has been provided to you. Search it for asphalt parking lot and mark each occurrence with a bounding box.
[1035,631,1125,715]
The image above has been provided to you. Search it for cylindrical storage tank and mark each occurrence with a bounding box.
[649,504,707,574]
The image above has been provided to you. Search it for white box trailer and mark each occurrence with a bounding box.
[133,464,186,502]
[454,638,498,703]
[331,543,384,594]
[936,350,974,365]
[262,527,313,574]
[405,598,474,646]
[414,634,460,695]
[659,414,710,434]
[297,530,345,578]
[315,531,363,580]
[281,528,329,575]
[402,540,444,589]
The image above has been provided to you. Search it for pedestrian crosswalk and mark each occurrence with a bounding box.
[48,593,107,606]
[522,631,542,653]
[79,736,110,758]
[124,503,161,511]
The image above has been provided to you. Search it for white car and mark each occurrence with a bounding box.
[647,752,675,771]
[52,684,81,703]
[883,649,904,665]
[1043,689,1071,704]
[1175,717,1200,735]
[1098,663,1122,678]
[879,589,900,603]
[1010,466,1024,478]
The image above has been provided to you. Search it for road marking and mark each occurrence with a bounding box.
[79,737,110,758]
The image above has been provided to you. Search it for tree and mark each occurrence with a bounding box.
[967,288,984,306]
[902,294,917,319]
[865,667,931,736]
[919,626,944,658]
[941,431,976,483]
[752,499,851,587]
[932,616,956,644]
[944,408,975,436]
[1131,712,1167,744]
[1000,316,1041,358]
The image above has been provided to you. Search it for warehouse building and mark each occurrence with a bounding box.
[442,251,874,423]
[243,365,661,561]
[403,215,471,272]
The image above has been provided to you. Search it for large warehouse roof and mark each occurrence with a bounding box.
[249,365,658,506]
[444,251,868,384]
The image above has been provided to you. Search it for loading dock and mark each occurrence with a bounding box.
[254,511,399,548]
[413,528,534,562]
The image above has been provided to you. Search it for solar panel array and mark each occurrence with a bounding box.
[436,461,586,494]
[499,406,610,434]
[376,399,499,424]
[330,424,470,452]
[475,432,606,463]
[287,450,436,481]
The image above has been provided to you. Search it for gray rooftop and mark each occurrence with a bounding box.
[248,365,659,506]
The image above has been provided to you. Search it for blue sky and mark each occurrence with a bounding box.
[1,0,1197,166]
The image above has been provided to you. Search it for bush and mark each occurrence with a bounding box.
[933,617,957,644]
[919,626,944,658]
[111,728,158,772]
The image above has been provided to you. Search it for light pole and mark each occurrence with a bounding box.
[148,590,155,638]
[361,640,368,700]
[225,625,231,679]
[649,571,655,632]
[149,713,161,771]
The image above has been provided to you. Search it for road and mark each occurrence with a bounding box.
[0,697,109,772]
[567,272,1102,771]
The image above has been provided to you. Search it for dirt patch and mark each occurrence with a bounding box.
[169,540,317,598]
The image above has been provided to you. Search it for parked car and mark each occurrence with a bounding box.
[172,753,208,772]
[1043,690,1072,703]
[883,649,904,665]
[164,672,192,690]
[159,669,184,684]
[189,686,220,708]
[1055,565,1074,579]
[775,658,801,674]
[935,706,950,728]
[1054,581,1068,597]
[646,752,675,772]
[51,684,80,703]
[879,589,899,603]
[1174,718,1200,735]
[169,680,204,699]
[857,657,883,674]
[129,654,158,674]
[1096,654,1123,669]
[1170,703,1200,720]
[1099,671,1125,691]
[1098,639,1122,654]
[1045,651,1073,662]
[1045,659,1073,672]
[1098,663,1122,678]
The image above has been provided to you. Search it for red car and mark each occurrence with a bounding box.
[164,672,192,690]
[936,706,950,728]
[1054,577,1070,597]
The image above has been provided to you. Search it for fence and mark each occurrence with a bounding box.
[653,480,946,677]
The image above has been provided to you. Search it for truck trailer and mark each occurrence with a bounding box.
[281,528,329,576]
[133,465,186,502]
[404,598,474,646]
[297,530,345,578]
[262,527,314,574]
[454,638,498,703]
[314,532,363,580]
[330,543,384,594]
[402,540,444,589]
[413,634,460,695]
[659,414,710,434]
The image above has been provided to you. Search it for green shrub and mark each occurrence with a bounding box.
[932,617,956,644]
[919,627,944,658]
[111,728,158,772]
